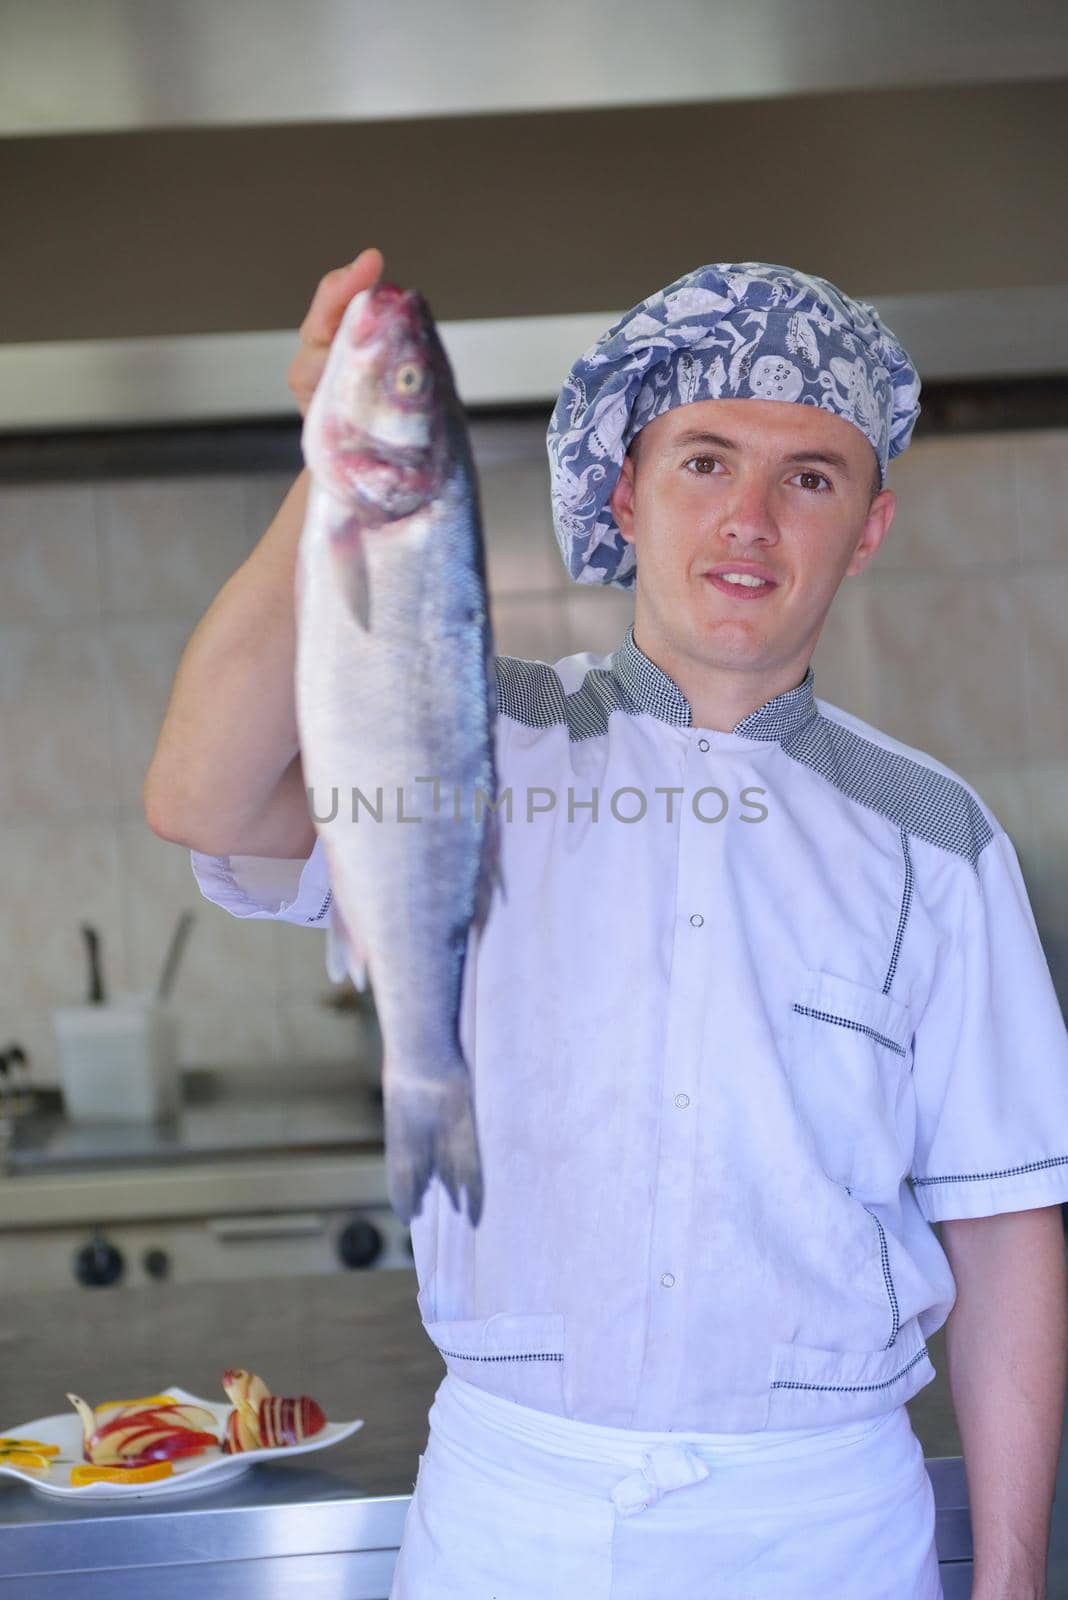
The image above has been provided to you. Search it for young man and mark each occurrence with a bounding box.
[146,254,1068,1599]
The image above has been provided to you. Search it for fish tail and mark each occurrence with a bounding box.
[385,1063,484,1228]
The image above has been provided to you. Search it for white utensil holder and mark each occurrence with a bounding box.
[53,996,179,1124]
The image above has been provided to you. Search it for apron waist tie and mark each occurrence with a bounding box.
[609,1441,710,1518]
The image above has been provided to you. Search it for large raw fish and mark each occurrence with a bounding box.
[295,282,499,1226]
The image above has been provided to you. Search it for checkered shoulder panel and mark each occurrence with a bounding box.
[494,655,634,743]
[785,715,994,870]
[494,655,568,730]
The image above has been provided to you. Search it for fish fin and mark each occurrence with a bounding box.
[330,522,373,631]
[325,921,368,990]
[323,876,371,991]
[385,1064,484,1228]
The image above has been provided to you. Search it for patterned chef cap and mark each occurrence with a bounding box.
[546,262,922,589]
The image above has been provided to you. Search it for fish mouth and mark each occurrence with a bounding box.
[329,422,429,470]
[321,422,436,520]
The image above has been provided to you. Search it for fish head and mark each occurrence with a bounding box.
[303,282,452,525]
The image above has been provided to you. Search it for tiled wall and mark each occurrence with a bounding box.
[1,420,1065,1084]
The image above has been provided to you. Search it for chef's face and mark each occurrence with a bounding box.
[609,398,895,693]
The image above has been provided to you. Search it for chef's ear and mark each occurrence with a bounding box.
[610,451,638,545]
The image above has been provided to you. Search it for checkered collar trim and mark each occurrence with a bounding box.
[610,627,818,744]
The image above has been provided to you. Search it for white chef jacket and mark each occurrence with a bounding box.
[191,626,1068,1434]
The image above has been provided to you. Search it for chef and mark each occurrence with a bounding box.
[146,251,1068,1600]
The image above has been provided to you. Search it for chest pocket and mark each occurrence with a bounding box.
[789,968,915,1196]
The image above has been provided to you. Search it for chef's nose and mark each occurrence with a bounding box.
[716,469,781,546]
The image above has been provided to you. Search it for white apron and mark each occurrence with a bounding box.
[390,1375,944,1600]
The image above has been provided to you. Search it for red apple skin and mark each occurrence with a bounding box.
[260,1396,327,1447]
[87,1406,218,1466]
[299,1397,327,1440]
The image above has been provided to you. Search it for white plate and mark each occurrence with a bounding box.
[0,1385,364,1500]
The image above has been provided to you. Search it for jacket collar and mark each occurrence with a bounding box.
[610,626,818,744]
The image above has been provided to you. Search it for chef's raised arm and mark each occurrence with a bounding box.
[909,823,1068,1223]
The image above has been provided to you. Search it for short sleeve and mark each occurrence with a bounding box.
[190,838,333,927]
[909,827,1068,1222]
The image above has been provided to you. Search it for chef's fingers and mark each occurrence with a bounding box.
[288,248,385,417]
[297,248,385,348]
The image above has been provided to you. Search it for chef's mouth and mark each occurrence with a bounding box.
[703,572,780,599]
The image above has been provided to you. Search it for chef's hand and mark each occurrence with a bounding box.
[288,246,385,418]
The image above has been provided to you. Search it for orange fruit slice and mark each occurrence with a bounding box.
[71,1461,174,1486]
[0,1438,60,1458]
[0,1450,53,1474]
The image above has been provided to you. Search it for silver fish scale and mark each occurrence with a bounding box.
[297,383,496,1227]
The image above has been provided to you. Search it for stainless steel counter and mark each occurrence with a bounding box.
[0,1271,976,1597]
[5,1072,385,1175]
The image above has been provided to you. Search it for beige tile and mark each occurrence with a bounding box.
[874,433,1019,570]
[473,419,566,599]
[244,472,303,550]
[177,1002,282,1069]
[103,618,197,813]
[559,588,634,660]
[96,476,252,617]
[0,625,116,822]
[809,576,875,723]
[1017,569,1068,759]
[277,1000,382,1073]
[1014,430,1068,564]
[491,594,573,663]
[1021,762,1068,941]
[865,571,1027,766]
[0,820,125,1012]
[949,761,1035,858]
[118,821,281,1022]
[115,819,210,1002]
[0,483,101,622]
[274,919,334,999]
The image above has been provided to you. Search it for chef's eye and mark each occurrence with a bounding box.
[795,470,832,493]
[394,362,425,396]
[685,455,719,474]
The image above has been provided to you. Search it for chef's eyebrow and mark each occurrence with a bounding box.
[671,430,854,478]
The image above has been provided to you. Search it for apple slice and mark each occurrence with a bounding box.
[220,1370,326,1453]
[68,1395,221,1468]
[259,1395,327,1448]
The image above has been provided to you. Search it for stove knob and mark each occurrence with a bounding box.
[74,1235,125,1288]
[337,1217,383,1269]
[143,1248,171,1281]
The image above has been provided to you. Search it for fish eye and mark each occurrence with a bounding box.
[394,362,425,396]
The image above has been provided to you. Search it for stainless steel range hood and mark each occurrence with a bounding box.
[2,0,1067,430]
[5,0,1067,137]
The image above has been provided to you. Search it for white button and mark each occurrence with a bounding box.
[674,1093,690,1109]
[660,1272,676,1288]
[689,913,704,928]
[698,738,710,752]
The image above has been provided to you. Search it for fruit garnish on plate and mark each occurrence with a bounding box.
[221,1369,327,1453]
[71,1461,174,1487]
[66,1393,221,1469]
[93,1394,174,1414]
[0,1438,61,1476]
